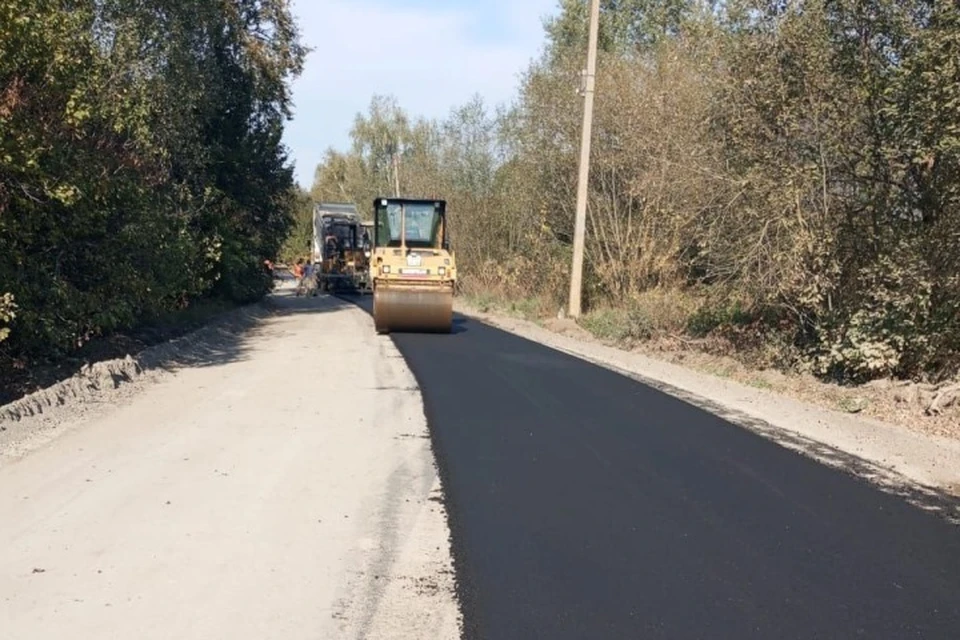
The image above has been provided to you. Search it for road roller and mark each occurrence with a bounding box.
[371,197,456,334]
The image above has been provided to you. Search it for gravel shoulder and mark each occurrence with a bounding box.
[0,285,461,639]
[455,300,960,513]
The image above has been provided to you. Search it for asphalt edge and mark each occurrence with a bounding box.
[333,292,480,640]
[396,354,482,640]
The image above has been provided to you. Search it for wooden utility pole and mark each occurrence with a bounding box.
[392,152,401,197]
[567,0,600,318]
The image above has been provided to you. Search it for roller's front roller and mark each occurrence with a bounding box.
[373,284,453,334]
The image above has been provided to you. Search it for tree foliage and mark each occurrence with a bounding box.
[278,187,315,265]
[0,0,305,360]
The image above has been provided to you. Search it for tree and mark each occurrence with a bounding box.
[0,0,305,358]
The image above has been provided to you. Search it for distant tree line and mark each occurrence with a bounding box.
[0,0,305,361]
[312,0,959,383]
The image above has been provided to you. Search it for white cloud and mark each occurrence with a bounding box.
[281,0,558,188]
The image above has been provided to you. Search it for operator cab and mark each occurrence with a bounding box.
[373,198,448,252]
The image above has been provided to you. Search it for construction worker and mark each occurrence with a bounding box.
[292,259,304,296]
[324,234,339,259]
[300,261,316,297]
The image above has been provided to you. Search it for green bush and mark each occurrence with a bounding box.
[0,0,305,362]
[686,300,753,338]
[813,253,938,382]
[0,293,15,344]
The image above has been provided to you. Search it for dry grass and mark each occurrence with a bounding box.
[580,288,703,344]
[458,276,561,323]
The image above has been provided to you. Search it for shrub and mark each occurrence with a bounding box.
[0,293,15,344]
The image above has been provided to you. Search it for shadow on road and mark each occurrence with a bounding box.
[0,284,358,418]
[144,286,364,372]
[139,286,357,373]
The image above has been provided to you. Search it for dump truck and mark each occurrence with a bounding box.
[370,197,456,333]
[312,202,371,293]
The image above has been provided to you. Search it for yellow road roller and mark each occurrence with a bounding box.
[371,197,456,334]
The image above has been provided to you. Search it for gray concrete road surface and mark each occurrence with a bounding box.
[0,292,460,640]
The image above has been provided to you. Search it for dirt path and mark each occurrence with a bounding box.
[0,289,461,639]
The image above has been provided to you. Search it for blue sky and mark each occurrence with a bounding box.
[281,0,561,189]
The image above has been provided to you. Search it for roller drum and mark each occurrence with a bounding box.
[373,284,453,334]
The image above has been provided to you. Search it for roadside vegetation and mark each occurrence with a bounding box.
[312,0,960,392]
[278,188,313,265]
[0,0,305,399]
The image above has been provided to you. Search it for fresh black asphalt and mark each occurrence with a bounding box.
[345,295,960,639]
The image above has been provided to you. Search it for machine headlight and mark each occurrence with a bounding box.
[382,265,391,274]
[438,267,446,276]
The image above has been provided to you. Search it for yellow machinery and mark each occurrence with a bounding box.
[313,203,371,293]
[371,197,456,333]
